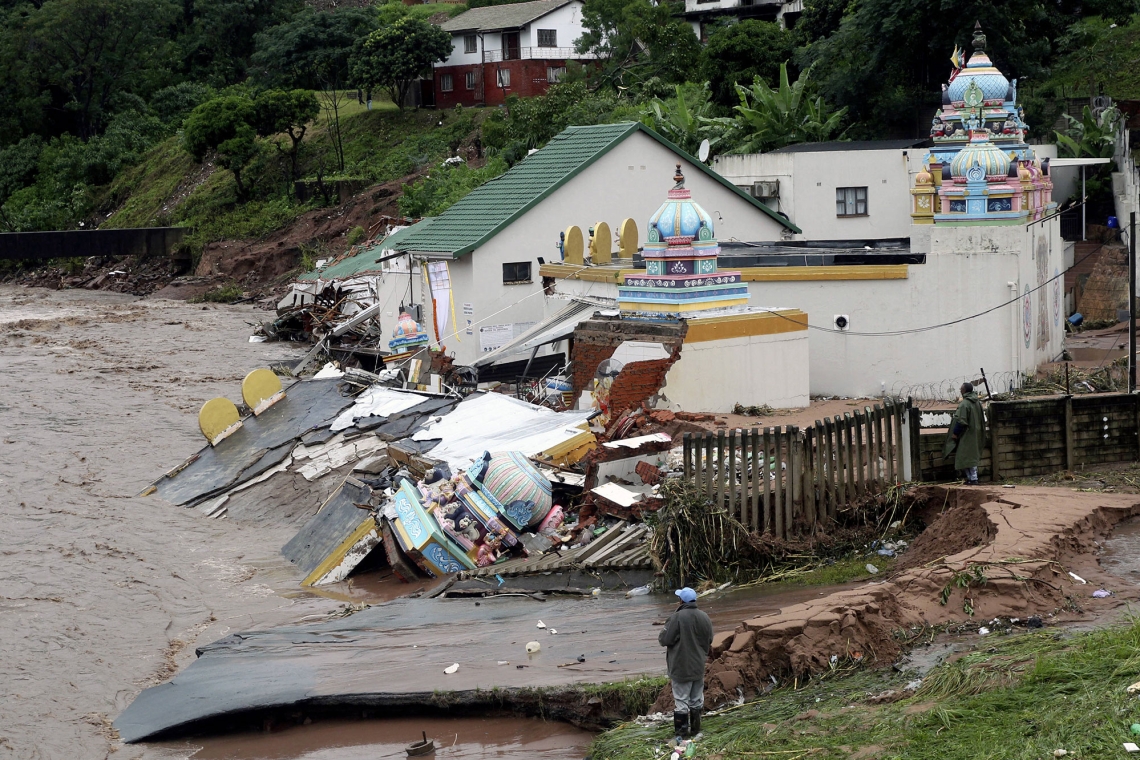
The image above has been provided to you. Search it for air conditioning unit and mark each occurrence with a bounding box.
[752,180,780,199]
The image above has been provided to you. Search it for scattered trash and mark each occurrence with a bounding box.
[865,564,879,574]
[626,585,651,597]
[904,679,922,691]
[1128,680,1140,694]
[978,627,990,636]
[1002,484,1015,488]
[877,548,895,557]
[443,663,459,674]
[889,520,902,529]
[1068,572,1087,584]
[497,661,509,666]
[1132,723,1140,735]
[526,641,541,654]
[1125,742,1139,753]
[697,581,733,598]
[1026,616,1044,628]
[549,628,558,635]
[591,588,601,597]
[1053,750,1067,758]
[829,655,838,666]
[1093,589,1113,598]
[577,654,585,662]
[536,620,546,629]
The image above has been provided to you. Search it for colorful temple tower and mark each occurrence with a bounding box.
[617,166,749,315]
[911,22,1053,226]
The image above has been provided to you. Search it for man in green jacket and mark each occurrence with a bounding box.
[659,587,714,739]
[944,382,986,485]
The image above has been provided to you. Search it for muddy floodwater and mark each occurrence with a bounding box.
[158,716,593,759]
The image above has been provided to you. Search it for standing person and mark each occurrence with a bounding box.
[945,382,986,484]
[658,587,713,739]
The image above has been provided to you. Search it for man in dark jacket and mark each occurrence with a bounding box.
[944,382,986,485]
[658,587,714,739]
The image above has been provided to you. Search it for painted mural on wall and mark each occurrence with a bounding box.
[1035,233,1051,351]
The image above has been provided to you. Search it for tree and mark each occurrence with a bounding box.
[576,0,701,87]
[253,89,319,181]
[732,64,846,154]
[1055,105,1121,159]
[639,83,734,157]
[20,0,178,139]
[252,8,378,170]
[182,95,258,199]
[350,17,451,110]
[1052,16,1140,102]
[177,0,301,87]
[701,20,794,107]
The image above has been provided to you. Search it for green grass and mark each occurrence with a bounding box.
[190,282,244,303]
[590,619,1140,759]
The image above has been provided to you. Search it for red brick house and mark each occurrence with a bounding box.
[432,0,591,108]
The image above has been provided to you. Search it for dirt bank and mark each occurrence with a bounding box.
[652,485,1140,713]
[0,286,341,759]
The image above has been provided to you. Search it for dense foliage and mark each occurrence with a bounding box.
[0,0,1133,251]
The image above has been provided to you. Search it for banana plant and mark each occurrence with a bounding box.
[731,63,847,154]
[1055,105,1121,160]
[639,82,736,158]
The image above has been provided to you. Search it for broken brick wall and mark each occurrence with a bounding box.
[569,316,687,397]
[606,358,677,413]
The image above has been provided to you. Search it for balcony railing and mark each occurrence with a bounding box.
[482,47,594,63]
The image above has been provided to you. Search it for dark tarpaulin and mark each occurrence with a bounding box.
[281,478,373,577]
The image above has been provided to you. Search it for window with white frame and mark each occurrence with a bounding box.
[496,68,510,88]
[835,186,868,217]
[465,71,476,90]
[439,73,453,92]
[546,66,566,82]
[537,29,557,47]
[463,34,477,53]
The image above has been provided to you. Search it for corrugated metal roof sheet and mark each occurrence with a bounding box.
[440,0,572,32]
[394,122,800,259]
[297,220,433,282]
[473,299,597,367]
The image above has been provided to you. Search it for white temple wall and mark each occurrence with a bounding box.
[663,330,810,411]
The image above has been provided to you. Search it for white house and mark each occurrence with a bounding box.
[291,122,799,369]
[683,0,803,40]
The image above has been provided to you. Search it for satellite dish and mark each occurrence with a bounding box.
[698,139,710,163]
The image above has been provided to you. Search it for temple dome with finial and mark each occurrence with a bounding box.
[647,165,715,243]
[949,132,1012,178]
[947,22,1010,104]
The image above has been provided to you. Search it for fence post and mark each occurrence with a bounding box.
[703,433,714,499]
[823,417,836,516]
[883,401,896,484]
[762,427,772,534]
[773,427,785,538]
[907,399,922,481]
[716,430,726,511]
[789,425,802,532]
[683,433,692,479]
[739,428,750,530]
[750,429,760,531]
[727,428,737,521]
[873,405,885,489]
[864,406,877,492]
[804,427,817,528]
[894,400,906,482]
[834,415,848,508]
[1064,395,1075,472]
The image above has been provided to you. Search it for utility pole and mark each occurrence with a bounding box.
[1130,211,1137,392]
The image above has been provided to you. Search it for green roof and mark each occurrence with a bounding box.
[394,122,800,258]
[297,220,433,281]
[440,0,572,32]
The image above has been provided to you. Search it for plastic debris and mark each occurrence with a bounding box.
[1126,680,1140,694]
[865,564,879,574]
[497,661,509,666]
[526,641,541,654]
[1093,589,1112,598]
[877,548,895,557]
[978,627,990,636]
[443,663,459,674]
[1132,723,1140,735]
[549,629,558,635]
[1068,572,1087,584]
[1124,742,1139,753]
[829,655,838,666]
[591,588,601,597]
[626,585,651,597]
[1053,750,1067,757]
[536,620,546,629]
[889,520,902,529]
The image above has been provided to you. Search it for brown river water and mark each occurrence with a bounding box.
[0,285,863,759]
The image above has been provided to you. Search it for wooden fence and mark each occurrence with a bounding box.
[915,392,1140,481]
[681,399,912,539]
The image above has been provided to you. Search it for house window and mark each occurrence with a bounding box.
[463,34,477,53]
[439,73,453,92]
[836,186,868,217]
[503,261,531,283]
[496,68,511,88]
[465,71,476,90]
[537,29,557,47]
[546,66,566,83]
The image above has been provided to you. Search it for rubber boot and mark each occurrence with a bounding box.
[673,711,689,739]
[689,708,702,736]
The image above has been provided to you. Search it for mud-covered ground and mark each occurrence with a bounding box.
[0,286,341,759]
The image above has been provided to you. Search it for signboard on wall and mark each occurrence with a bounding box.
[479,324,512,353]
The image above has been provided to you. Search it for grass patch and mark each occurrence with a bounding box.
[190,282,243,303]
[1006,461,1140,493]
[590,620,1140,759]
[582,677,671,717]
